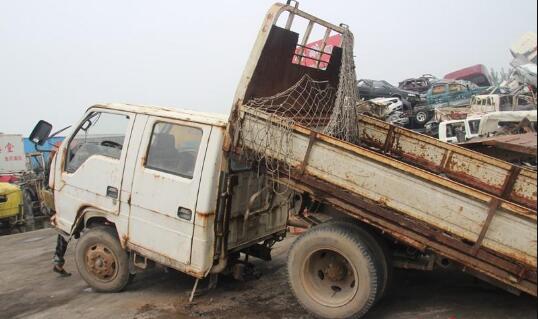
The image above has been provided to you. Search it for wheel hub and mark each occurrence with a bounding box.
[303,249,359,307]
[86,244,117,281]
[417,113,426,121]
[326,261,347,282]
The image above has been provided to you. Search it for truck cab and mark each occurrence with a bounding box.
[438,117,481,143]
[39,103,290,290]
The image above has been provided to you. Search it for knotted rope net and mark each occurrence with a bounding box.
[238,29,359,184]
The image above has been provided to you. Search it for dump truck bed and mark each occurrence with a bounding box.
[227,2,537,296]
[237,108,537,296]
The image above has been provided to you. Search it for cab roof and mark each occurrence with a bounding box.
[90,103,229,127]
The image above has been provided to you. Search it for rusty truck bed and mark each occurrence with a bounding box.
[227,2,537,297]
[236,107,537,296]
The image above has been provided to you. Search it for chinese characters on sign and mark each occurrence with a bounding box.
[4,156,24,162]
[0,135,27,173]
[0,143,23,161]
[5,143,14,153]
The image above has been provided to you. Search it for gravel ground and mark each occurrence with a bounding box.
[0,228,536,319]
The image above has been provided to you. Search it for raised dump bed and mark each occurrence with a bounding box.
[238,109,537,293]
[228,2,537,297]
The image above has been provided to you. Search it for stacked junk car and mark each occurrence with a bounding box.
[1,2,537,319]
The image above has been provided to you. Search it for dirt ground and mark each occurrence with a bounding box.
[1,228,536,319]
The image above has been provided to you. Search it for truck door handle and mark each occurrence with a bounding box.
[177,207,192,220]
[106,186,118,199]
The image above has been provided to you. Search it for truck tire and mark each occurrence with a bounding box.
[288,222,380,319]
[75,226,130,292]
[329,221,392,302]
[364,229,393,300]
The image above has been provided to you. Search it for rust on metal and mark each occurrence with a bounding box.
[462,133,537,156]
[502,166,523,197]
[121,234,129,249]
[354,115,537,210]
[472,198,501,256]
[382,125,396,154]
[472,166,523,256]
[196,211,216,224]
[440,150,454,173]
[128,242,207,279]
[298,131,318,174]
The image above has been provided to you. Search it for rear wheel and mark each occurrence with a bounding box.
[75,226,130,292]
[330,221,392,302]
[288,222,380,319]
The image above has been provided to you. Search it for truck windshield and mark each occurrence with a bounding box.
[65,112,130,173]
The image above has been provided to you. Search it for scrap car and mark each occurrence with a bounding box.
[444,64,494,87]
[412,79,492,127]
[357,79,423,105]
[398,74,436,93]
[357,97,411,127]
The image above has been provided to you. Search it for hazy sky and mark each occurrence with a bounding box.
[1,0,537,135]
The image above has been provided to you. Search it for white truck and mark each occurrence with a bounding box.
[438,117,481,143]
[437,110,537,143]
[29,3,537,319]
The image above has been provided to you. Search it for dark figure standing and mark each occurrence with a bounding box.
[51,214,71,277]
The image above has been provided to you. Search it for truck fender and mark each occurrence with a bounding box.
[70,207,117,239]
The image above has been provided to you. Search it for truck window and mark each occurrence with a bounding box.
[468,119,480,134]
[145,122,203,179]
[446,122,465,138]
[432,85,446,95]
[65,112,130,173]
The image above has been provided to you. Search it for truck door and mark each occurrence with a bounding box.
[55,110,133,226]
[127,117,211,265]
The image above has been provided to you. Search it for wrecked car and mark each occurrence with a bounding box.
[431,110,537,143]
[437,117,482,143]
[357,97,410,127]
[398,74,436,93]
[470,93,536,113]
[357,79,422,105]
[426,79,490,108]
[424,91,536,136]
[477,110,537,137]
[412,79,492,127]
[444,64,494,87]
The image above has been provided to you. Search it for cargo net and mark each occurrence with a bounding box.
[239,29,359,184]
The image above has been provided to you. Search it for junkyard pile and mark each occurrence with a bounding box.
[357,32,537,169]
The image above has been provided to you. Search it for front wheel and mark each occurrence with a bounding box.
[75,226,130,292]
[288,222,380,319]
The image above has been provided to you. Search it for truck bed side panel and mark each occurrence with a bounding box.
[240,112,537,269]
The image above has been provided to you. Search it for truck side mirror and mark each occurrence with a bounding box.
[29,120,53,145]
